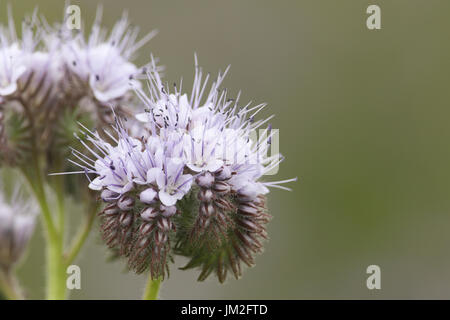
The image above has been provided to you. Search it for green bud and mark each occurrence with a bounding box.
[175,186,271,283]
[0,107,33,167]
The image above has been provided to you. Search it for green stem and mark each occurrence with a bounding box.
[47,233,66,300]
[64,206,97,265]
[21,166,66,300]
[54,169,65,241]
[0,269,23,300]
[142,276,162,300]
[22,167,56,238]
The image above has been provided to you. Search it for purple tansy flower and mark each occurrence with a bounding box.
[67,56,296,282]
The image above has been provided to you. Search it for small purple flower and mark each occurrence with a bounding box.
[154,158,193,206]
[0,44,26,96]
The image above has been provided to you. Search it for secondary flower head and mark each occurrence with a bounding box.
[0,184,37,271]
[69,57,296,282]
[0,6,156,168]
[59,7,157,104]
[0,43,26,96]
[0,9,41,97]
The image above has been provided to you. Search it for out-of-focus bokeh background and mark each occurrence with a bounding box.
[3,0,450,299]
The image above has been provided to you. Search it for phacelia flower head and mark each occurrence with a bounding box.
[58,7,157,106]
[0,43,26,97]
[70,57,296,282]
[0,183,37,271]
[0,8,37,98]
[0,6,156,169]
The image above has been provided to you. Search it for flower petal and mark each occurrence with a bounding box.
[158,191,177,206]
[140,188,157,204]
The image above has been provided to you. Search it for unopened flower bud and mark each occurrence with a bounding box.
[160,205,177,217]
[157,217,171,231]
[238,203,259,217]
[237,218,260,233]
[141,207,159,221]
[0,189,36,269]
[196,172,215,188]
[198,189,214,202]
[119,212,133,227]
[139,222,154,236]
[117,195,134,211]
[213,181,231,195]
[215,166,232,181]
[237,188,259,202]
[200,203,215,217]
[215,198,232,211]
[154,230,167,244]
[101,189,118,202]
[102,204,119,216]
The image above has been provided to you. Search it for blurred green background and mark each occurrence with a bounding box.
[3,0,450,299]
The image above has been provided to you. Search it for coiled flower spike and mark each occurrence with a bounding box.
[67,57,296,283]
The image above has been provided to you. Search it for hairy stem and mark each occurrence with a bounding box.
[47,232,66,300]
[21,165,66,300]
[22,166,57,238]
[53,161,65,243]
[142,276,162,300]
[64,204,97,265]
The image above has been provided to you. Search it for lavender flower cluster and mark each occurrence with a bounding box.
[73,59,295,282]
